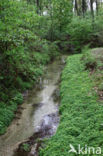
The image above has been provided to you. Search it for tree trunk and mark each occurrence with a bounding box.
[90,0,94,27]
[75,0,79,15]
[36,0,39,14]
[96,0,98,15]
[90,0,94,18]
[82,0,87,17]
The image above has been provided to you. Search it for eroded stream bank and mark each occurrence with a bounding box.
[0,56,67,156]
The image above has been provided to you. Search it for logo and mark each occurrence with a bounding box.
[69,144,102,155]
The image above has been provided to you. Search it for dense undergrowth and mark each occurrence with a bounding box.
[1,0,103,138]
[40,53,103,155]
[67,14,103,52]
[0,0,59,135]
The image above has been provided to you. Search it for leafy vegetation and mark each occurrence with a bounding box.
[67,12,103,52]
[21,143,30,152]
[1,2,103,156]
[0,0,59,134]
[40,54,103,155]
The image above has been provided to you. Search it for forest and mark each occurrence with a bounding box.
[1,0,103,156]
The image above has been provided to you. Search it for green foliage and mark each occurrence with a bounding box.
[40,54,103,156]
[52,0,72,32]
[0,106,14,135]
[12,92,23,105]
[81,47,97,70]
[67,12,103,52]
[67,17,93,51]
[1,0,103,140]
[0,0,60,135]
[21,143,30,152]
[0,91,23,134]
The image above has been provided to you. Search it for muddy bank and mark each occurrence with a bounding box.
[0,56,67,156]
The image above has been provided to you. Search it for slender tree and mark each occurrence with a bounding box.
[78,0,82,15]
[82,0,87,17]
[96,0,99,14]
[90,0,95,28]
[75,0,79,15]
[90,0,94,18]
[36,0,39,14]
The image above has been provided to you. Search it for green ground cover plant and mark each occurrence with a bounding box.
[40,53,103,156]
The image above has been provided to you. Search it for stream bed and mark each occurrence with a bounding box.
[0,56,66,156]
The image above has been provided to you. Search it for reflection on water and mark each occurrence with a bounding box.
[0,56,67,156]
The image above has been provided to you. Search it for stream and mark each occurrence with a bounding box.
[0,56,66,156]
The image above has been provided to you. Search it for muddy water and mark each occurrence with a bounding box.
[0,56,66,156]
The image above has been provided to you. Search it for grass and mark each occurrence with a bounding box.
[40,53,103,156]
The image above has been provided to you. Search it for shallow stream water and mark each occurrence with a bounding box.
[0,56,66,156]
